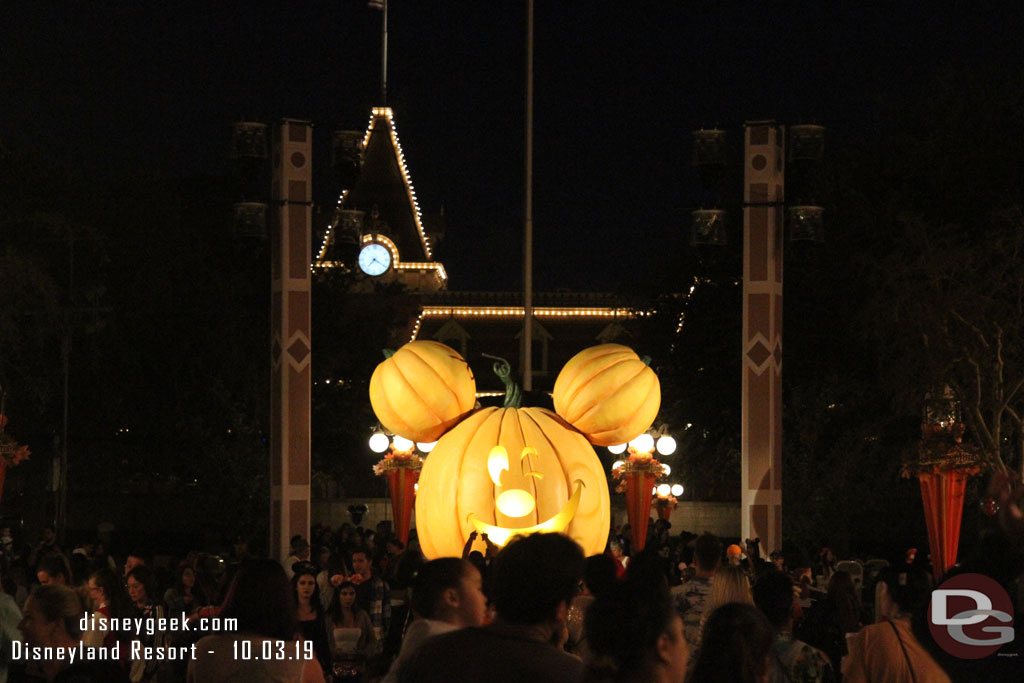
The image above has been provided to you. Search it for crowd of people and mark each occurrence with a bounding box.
[0,517,1018,682]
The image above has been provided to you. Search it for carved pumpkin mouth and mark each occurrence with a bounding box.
[467,479,585,547]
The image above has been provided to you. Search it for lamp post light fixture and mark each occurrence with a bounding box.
[368,431,391,454]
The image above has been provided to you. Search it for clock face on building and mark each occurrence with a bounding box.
[358,243,392,276]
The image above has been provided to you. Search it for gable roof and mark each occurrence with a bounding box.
[316,107,434,266]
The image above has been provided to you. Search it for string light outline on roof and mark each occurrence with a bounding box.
[371,107,433,260]
[409,306,646,342]
[315,189,351,264]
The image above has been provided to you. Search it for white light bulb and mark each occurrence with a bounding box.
[657,484,671,497]
[368,433,390,453]
[671,484,684,497]
[392,435,414,452]
[662,464,671,477]
[612,460,624,471]
[656,436,677,455]
[607,443,627,455]
[416,441,437,453]
[629,433,655,453]
[652,486,658,495]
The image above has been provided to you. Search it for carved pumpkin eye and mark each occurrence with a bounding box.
[488,446,542,518]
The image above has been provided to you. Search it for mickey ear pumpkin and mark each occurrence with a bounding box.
[552,344,660,447]
[369,340,477,443]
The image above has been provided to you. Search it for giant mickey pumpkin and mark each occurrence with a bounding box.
[552,343,660,446]
[414,359,610,559]
[369,340,477,443]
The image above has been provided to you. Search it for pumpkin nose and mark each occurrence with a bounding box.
[496,489,536,517]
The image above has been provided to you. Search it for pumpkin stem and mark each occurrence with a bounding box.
[481,354,522,408]
[641,355,652,366]
[382,349,395,359]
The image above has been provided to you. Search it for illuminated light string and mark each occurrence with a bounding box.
[371,107,433,260]
[408,307,649,343]
[315,107,438,271]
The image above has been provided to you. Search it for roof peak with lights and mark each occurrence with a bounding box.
[316,107,445,287]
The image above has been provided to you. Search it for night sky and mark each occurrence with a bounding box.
[4,2,1019,291]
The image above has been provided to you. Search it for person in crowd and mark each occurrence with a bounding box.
[688,602,775,683]
[126,566,168,683]
[752,569,836,683]
[397,532,585,683]
[292,561,331,677]
[0,566,21,683]
[68,552,92,588]
[726,544,743,567]
[35,555,71,587]
[286,536,311,579]
[841,566,950,683]
[312,545,336,610]
[672,532,720,646]
[327,580,377,681]
[0,526,22,568]
[383,557,487,682]
[92,541,117,573]
[770,549,786,572]
[607,538,628,579]
[379,538,411,661]
[188,559,324,683]
[123,552,146,580]
[583,576,689,683]
[83,567,132,651]
[349,547,390,647]
[796,570,862,672]
[694,564,753,653]
[566,554,619,658]
[18,584,129,682]
[163,562,206,618]
[814,546,837,584]
[28,526,61,571]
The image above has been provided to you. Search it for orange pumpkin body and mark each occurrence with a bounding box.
[369,341,476,443]
[415,406,610,559]
[552,344,660,446]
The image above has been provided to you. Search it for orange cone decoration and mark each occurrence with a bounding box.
[918,470,969,583]
[386,465,419,546]
[624,471,656,553]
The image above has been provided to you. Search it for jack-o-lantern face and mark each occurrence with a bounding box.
[415,406,610,559]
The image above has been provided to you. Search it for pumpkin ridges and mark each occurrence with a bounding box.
[403,342,476,414]
[552,345,623,403]
[527,409,609,555]
[500,408,539,527]
[574,364,657,433]
[391,348,456,425]
[562,358,648,423]
[418,407,497,558]
[369,340,476,443]
[458,409,506,537]
[517,409,570,526]
[369,364,421,438]
[555,347,634,415]
[582,379,660,445]
[416,403,609,559]
[377,359,444,436]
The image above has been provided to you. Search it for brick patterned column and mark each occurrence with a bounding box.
[270,120,312,562]
[742,121,784,555]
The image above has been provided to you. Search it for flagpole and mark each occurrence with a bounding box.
[523,0,534,392]
[381,0,389,104]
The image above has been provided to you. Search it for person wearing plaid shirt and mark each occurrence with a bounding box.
[351,548,390,648]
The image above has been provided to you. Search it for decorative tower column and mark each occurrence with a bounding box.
[270,119,313,562]
[742,121,784,554]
